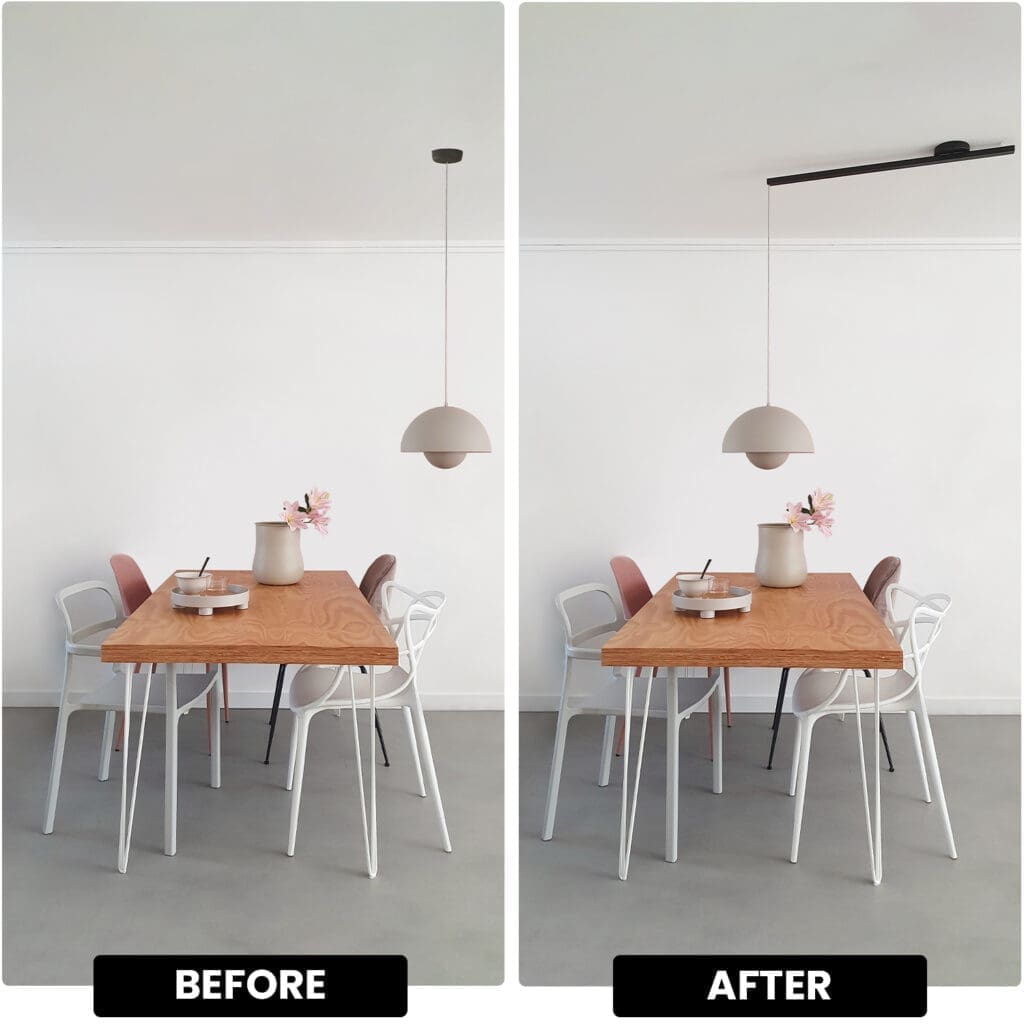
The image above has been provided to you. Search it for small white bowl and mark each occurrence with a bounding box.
[175,571,211,595]
[676,573,711,598]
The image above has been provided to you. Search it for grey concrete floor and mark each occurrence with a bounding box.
[520,711,1020,987]
[3,708,502,985]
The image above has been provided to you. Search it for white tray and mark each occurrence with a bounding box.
[671,586,752,619]
[170,584,249,616]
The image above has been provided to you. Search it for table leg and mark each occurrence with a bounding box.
[873,669,882,884]
[368,664,377,878]
[117,663,154,874]
[712,678,723,795]
[766,667,790,769]
[665,667,679,864]
[852,668,883,884]
[164,663,178,856]
[618,666,654,881]
[264,664,287,765]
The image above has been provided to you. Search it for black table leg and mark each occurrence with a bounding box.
[374,713,390,767]
[766,667,790,770]
[358,666,390,767]
[264,664,287,765]
[863,669,895,772]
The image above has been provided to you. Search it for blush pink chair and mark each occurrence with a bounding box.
[610,556,732,758]
[110,554,229,752]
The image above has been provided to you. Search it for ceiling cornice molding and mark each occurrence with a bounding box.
[2,240,504,255]
[521,238,1020,254]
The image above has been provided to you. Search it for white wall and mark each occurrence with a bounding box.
[3,246,503,707]
[520,242,1020,713]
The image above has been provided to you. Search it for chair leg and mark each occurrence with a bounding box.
[286,714,299,792]
[221,664,230,722]
[210,672,222,789]
[286,714,310,856]
[788,717,803,796]
[43,691,73,833]
[542,657,573,840]
[614,717,625,756]
[410,686,452,853]
[113,714,124,753]
[375,712,390,767]
[790,715,814,862]
[707,697,714,758]
[403,705,426,797]
[914,692,957,859]
[99,709,115,782]
[711,682,723,795]
[723,667,733,727]
[598,715,615,787]
[906,709,931,803]
[766,667,790,769]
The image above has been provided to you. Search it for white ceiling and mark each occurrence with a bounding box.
[3,2,503,241]
[522,3,1020,239]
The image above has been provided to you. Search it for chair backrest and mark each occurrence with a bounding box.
[610,555,653,619]
[359,554,397,617]
[555,583,624,650]
[55,581,123,647]
[110,554,152,616]
[380,583,445,683]
[863,556,901,617]
[885,584,951,680]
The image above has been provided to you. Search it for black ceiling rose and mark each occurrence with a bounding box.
[767,140,1015,187]
[431,148,464,164]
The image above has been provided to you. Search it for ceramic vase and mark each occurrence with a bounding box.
[754,523,807,588]
[252,522,304,585]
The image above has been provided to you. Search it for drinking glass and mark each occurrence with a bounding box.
[706,576,730,598]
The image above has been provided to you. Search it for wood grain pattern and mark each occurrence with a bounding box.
[101,571,398,666]
[601,572,902,669]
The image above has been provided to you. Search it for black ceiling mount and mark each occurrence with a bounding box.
[432,148,463,164]
[766,140,1015,187]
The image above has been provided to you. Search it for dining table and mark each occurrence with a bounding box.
[101,570,398,873]
[601,572,903,881]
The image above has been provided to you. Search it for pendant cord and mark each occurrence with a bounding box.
[443,162,449,407]
[765,184,772,407]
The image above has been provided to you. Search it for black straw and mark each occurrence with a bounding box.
[197,556,210,577]
[699,559,712,579]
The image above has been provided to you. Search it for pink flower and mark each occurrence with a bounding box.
[281,500,308,531]
[811,488,835,514]
[307,486,332,513]
[811,511,834,537]
[785,502,813,533]
[310,513,331,537]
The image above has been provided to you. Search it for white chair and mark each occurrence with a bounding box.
[788,585,956,881]
[47,581,223,872]
[284,584,449,878]
[543,583,627,840]
[543,584,722,879]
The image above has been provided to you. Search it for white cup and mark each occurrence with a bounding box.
[676,573,711,598]
[175,571,211,595]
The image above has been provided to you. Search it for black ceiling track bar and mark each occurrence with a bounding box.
[766,142,1015,187]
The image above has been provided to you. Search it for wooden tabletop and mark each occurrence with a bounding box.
[601,572,903,669]
[101,570,398,666]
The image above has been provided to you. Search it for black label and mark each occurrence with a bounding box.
[94,955,407,1017]
[613,955,926,1017]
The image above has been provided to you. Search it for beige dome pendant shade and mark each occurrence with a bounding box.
[722,404,814,469]
[722,183,814,469]
[401,148,491,469]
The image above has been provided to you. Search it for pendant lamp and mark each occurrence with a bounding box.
[723,140,1015,469]
[722,185,814,469]
[401,148,491,469]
